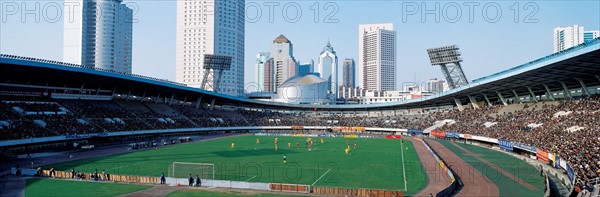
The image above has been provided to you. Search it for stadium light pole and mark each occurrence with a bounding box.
[201,54,232,93]
[426,45,469,89]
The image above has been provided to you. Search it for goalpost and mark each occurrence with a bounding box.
[170,162,215,180]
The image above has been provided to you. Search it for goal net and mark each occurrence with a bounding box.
[170,162,215,179]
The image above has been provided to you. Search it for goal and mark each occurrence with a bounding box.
[170,162,215,179]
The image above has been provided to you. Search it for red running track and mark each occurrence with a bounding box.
[425,139,500,197]
[411,138,454,197]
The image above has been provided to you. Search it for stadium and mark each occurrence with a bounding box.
[0,39,599,197]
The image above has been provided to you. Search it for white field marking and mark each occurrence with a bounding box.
[245,175,257,182]
[311,168,332,186]
[106,162,140,171]
[401,141,407,191]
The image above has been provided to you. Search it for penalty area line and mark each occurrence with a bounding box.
[245,175,257,182]
[311,168,331,186]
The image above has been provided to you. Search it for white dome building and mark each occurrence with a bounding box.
[273,74,332,104]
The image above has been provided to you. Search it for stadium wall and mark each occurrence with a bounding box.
[22,167,406,196]
[312,186,403,197]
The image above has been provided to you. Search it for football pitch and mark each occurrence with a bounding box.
[48,135,426,194]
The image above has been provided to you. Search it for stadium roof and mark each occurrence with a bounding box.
[1,39,599,111]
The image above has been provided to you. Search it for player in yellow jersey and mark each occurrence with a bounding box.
[275,144,278,151]
[231,143,235,149]
[274,137,278,144]
[320,138,324,143]
[256,138,260,144]
[345,148,349,155]
[288,142,291,148]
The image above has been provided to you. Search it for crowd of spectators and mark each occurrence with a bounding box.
[1,94,599,186]
[429,95,600,185]
[6,102,61,113]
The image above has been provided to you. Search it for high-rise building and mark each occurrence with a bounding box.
[553,25,584,53]
[263,58,275,92]
[342,59,355,88]
[584,31,600,43]
[427,78,445,94]
[298,60,314,77]
[176,0,245,96]
[63,0,133,73]
[358,23,396,91]
[269,35,298,92]
[256,52,270,92]
[318,41,338,94]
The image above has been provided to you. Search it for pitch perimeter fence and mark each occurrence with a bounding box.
[18,168,405,196]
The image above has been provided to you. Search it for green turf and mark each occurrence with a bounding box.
[435,139,545,197]
[166,189,301,197]
[47,136,426,194]
[25,178,152,197]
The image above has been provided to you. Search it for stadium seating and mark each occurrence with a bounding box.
[0,94,598,187]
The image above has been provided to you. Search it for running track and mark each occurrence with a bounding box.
[411,138,453,197]
[425,139,500,197]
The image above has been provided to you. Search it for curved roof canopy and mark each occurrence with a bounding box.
[1,39,599,111]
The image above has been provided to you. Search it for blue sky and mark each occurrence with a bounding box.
[1,0,599,90]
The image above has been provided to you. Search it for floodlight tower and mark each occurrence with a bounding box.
[201,54,232,93]
[426,45,469,89]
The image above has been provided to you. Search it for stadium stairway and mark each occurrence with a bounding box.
[423,119,454,133]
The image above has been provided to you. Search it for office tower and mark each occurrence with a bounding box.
[176,0,245,96]
[342,58,355,88]
[358,23,396,91]
[269,34,298,92]
[584,30,600,43]
[256,52,269,92]
[63,0,133,73]
[427,78,445,94]
[318,41,338,94]
[553,25,584,52]
[298,60,314,77]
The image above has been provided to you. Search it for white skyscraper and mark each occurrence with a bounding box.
[358,23,396,91]
[553,25,584,53]
[63,0,133,73]
[317,41,338,95]
[176,0,245,96]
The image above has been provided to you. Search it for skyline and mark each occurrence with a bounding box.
[1,0,599,92]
